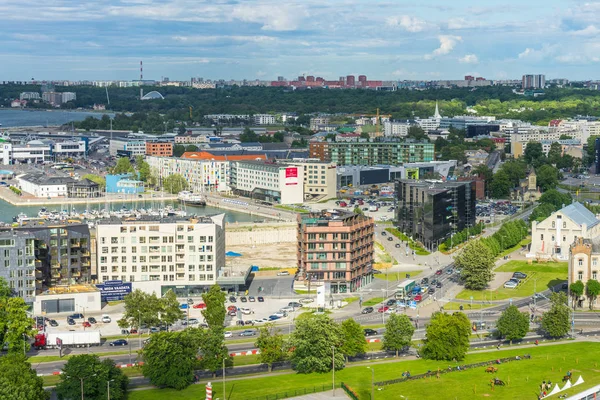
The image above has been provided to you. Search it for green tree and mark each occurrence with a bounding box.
[547,142,563,165]
[360,131,370,139]
[472,164,493,182]
[255,324,287,372]
[536,164,559,191]
[82,174,106,189]
[539,189,572,209]
[496,305,529,344]
[290,314,344,373]
[353,206,363,215]
[119,289,163,330]
[0,354,48,400]
[585,280,600,310]
[382,314,414,357]
[160,289,184,327]
[489,170,511,198]
[499,159,527,187]
[420,312,471,361]
[185,145,199,152]
[529,203,557,222]
[0,279,35,354]
[173,144,186,157]
[200,285,230,377]
[141,330,203,390]
[570,280,585,309]
[406,125,427,141]
[524,142,545,166]
[201,284,226,330]
[541,292,570,338]
[111,157,135,175]
[240,127,258,142]
[339,318,367,361]
[55,355,128,400]
[135,155,151,182]
[163,174,189,193]
[454,240,495,290]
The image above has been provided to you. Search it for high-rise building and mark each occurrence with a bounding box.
[358,75,367,86]
[309,140,435,165]
[395,180,476,251]
[346,75,355,86]
[297,210,374,293]
[522,74,545,89]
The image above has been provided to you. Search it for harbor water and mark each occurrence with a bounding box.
[0,109,112,128]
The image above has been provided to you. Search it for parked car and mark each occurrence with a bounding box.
[109,339,128,346]
[49,319,58,327]
[229,296,237,303]
[248,296,256,302]
[436,282,443,288]
[67,318,75,326]
[102,315,111,323]
[69,313,84,320]
[224,331,233,338]
[239,329,256,337]
[149,327,160,333]
[277,271,290,276]
[188,318,200,325]
[88,317,96,324]
[386,299,396,307]
[268,315,281,321]
[179,303,189,309]
[227,305,237,312]
[280,306,294,313]
[421,278,429,284]
[377,306,389,313]
[82,321,91,328]
[239,307,252,315]
[395,243,401,248]
[299,298,314,304]
[193,302,207,309]
[381,231,387,236]
[362,307,374,314]
[504,281,518,289]
[428,287,436,294]
[387,237,393,241]
[288,302,302,308]
[364,328,378,336]
[435,269,443,275]
[273,311,288,318]
[228,310,237,317]
[513,272,527,279]
[414,294,423,302]
[257,297,265,302]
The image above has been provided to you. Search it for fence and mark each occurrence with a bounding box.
[243,383,340,400]
[374,354,532,387]
[341,382,360,400]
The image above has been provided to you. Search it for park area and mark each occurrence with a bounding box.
[456,260,567,302]
[127,342,600,400]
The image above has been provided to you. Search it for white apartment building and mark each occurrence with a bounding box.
[147,156,231,192]
[253,114,276,125]
[109,139,147,157]
[555,119,600,143]
[415,117,440,131]
[20,92,41,100]
[230,161,304,204]
[383,121,412,137]
[287,159,337,201]
[17,174,71,197]
[310,117,331,131]
[96,215,227,296]
[530,202,600,261]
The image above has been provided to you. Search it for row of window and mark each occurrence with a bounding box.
[100,264,214,273]
[100,255,214,263]
[577,258,599,267]
[101,245,213,254]
[309,262,348,269]
[540,234,568,242]
[100,274,213,282]
[576,271,598,280]
[102,235,214,244]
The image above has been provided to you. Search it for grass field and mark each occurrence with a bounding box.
[384,228,430,255]
[363,297,385,307]
[128,342,600,400]
[274,205,309,213]
[30,350,133,363]
[456,261,567,301]
[442,302,495,311]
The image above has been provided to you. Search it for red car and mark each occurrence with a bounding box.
[82,321,91,328]
[227,305,237,312]
[377,306,389,313]
[435,269,443,275]
[193,303,207,309]
[414,294,423,302]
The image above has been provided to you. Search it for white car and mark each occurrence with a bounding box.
[299,298,314,304]
[238,307,253,315]
[101,315,111,323]
[188,318,199,325]
[277,271,290,276]
[224,331,233,338]
[279,306,295,313]
[384,308,396,314]
[273,311,288,318]
[503,281,518,289]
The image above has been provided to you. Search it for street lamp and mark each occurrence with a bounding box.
[78,373,96,400]
[332,346,336,395]
[367,367,375,400]
[107,379,115,400]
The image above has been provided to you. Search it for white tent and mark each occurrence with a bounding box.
[562,380,572,390]
[547,384,561,396]
[573,376,584,386]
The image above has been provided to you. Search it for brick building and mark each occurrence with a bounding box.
[146,142,173,157]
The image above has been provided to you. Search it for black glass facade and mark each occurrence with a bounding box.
[395,180,476,251]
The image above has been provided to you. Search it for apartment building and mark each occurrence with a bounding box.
[309,140,435,166]
[297,210,374,293]
[230,160,304,204]
[253,114,276,125]
[109,139,147,157]
[383,121,412,137]
[146,142,173,157]
[95,215,226,296]
[287,159,337,201]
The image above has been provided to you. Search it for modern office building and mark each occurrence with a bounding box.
[530,202,600,261]
[297,210,374,293]
[95,215,230,296]
[309,140,434,166]
[230,160,304,204]
[253,114,276,125]
[395,180,476,251]
[146,142,173,157]
[109,139,147,157]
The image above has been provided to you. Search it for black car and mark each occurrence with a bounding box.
[69,313,84,319]
[513,272,527,279]
[372,270,382,274]
[88,317,97,324]
[436,282,443,288]
[109,339,128,346]
[428,287,436,294]
[364,328,378,336]
[386,299,396,307]
[229,296,237,303]
[381,231,387,236]
[361,307,374,314]
[49,319,58,327]
[387,237,393,241]
[257,296,265,302]
[395,243,401,248]
[248,296,256,302]
[240,297,248,303]
[421,277,429,284]
[67,318,75,326]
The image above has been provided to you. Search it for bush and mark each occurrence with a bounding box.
[442,222,485,250]
[9,186,21,195]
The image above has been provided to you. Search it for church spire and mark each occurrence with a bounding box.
[434,101,441,119]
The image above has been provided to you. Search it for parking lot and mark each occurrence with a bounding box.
[476,200,520,224]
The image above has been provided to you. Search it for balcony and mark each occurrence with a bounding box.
[71,271,81,277]
[51,263,60,269]
[51,272,61,278]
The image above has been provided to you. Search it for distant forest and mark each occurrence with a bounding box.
[2,84,600,126]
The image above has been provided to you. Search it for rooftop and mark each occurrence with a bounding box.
[96,214,225,226]
[18,173,74,186]
[560,202,599,228]
[181,151,267,161]
[300,209,373,226]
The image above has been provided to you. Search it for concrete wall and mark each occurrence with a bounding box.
[34,291,102,315]
[225,222,296,245]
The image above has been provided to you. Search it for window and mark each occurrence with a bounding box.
[308,233,316,240]
[594,259,598,267]
[578,271,583,280]
[594,271,598,280]
[579,259,584,266]
[552,221,555,228]
[541,234,544,240]
[319,233,327,241]
[563,222,566,228]
[308,243,316,250]
[551,235,555,242]
[563,236,566,242]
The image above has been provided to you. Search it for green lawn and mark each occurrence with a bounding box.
[456,261,567,301]
[274,205,309,213]
[31,350,134,363]
[363,297,385,307]
[128,342,600,400]
[384,228,430,255]
[442,302,495,311]
[374,270,422,281]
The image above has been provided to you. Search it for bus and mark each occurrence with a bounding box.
[395,279,416,299]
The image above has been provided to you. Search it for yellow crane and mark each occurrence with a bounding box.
[352,109,391,137]
[189,106,193,119]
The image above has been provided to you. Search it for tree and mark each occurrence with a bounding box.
[339,318,367,361]
[141,330,203,390]
[420,312,471,361]
[454,240,495,290]
[382,314,414,357]
[185,144,199,152]
[524,142,545,166]
[200,285,230,377]
[0,354,48,400]
[82,174,106,189]
[290,314,344,373]
[529,203,557,222]
[201,284,226,331]
[547,142,563,165]
[585,280,600,310]
[499,159,527,187]
[199,328,231,377]
[353,206,363,215]
[489,170,511,198]
[496,305,529,344]
[536,164,559,191]
[407,126,427,141]
[541,292,570,338]
[472,165,493,183]
[570,280,584,309]
[160,289,184,327]
[173,144,186,157]
[240,127,258,142]
[255,324,287,372]
[0,277,35,354]
[135,155,151,182]
[119,289,163,330]
[111,157,135,175]
[163,174,188,193]
[56,355,128,400]
[360,131,370,139]
[539,189,572,209]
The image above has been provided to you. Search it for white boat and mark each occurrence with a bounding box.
[177,191,206,206]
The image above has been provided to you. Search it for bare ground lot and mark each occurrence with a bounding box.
[227,243,297,270]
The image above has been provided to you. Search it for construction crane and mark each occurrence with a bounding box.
[352,109,391,137]
[189,106,193,119]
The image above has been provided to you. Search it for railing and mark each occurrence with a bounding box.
[341,382,360,400]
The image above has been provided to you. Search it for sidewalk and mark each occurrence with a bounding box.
[288,389,350,399]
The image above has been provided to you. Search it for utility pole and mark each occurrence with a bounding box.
[332,346,336,395]
[223,357,226,400]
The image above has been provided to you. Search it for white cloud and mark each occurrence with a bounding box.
[425,35,462,59]
[231,4,308,31]
[517,44,557,61]
[570,25,600,36]
[385,15,429,32]
[447,18,480,30]
[459,54,478,64]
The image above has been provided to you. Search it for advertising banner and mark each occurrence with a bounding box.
[96,280,132,302]
[285,167,298,186]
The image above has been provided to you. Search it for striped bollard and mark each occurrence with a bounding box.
[206,382,212,400]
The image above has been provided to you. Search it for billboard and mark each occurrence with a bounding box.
[96,280,132,302]
[285,167,298,186]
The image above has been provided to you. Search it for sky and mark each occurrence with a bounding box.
[1,0,600,81]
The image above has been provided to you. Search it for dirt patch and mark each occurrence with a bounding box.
[227,243,297,269]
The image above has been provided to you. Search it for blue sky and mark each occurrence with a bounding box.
[1,0,600,81]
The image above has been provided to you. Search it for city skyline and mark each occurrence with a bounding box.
[1,0,599,81]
